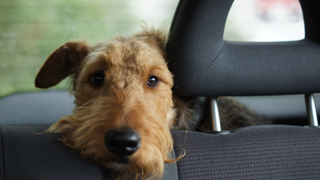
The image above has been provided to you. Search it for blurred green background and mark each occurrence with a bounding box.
[0,0,180,97]
[1,0,276,97]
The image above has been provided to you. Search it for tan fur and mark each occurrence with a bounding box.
[35,26,259,179]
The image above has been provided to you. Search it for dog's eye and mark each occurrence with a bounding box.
[147,76,159,87]
[91,73,104,86]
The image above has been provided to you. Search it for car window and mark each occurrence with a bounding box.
[0,0,179,97]
[225,0,304,41]
[0,0,304,97]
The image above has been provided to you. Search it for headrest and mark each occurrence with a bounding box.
[167,0,320,96]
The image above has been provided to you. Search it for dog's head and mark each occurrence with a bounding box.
[35,27,177,179]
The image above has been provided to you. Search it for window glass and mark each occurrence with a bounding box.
[224,0,304,41]
[0,0,179,97]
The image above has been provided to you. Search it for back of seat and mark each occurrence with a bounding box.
[166,0,320,179]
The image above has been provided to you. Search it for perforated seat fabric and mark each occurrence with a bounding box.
[172,125,320,179]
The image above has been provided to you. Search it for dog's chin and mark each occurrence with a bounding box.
[103,157,137,174]
[115,157,130,164]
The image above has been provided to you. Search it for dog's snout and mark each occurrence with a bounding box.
[105,129,141,157]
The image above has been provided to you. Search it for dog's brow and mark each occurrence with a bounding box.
[148,58,173,86]
[150,58,167,71]
[79,52,107,81]
[85,52,106,65]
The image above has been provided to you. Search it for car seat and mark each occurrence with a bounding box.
[1,0,320,179]
[166,0,320,179]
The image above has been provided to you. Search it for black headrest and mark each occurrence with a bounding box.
[167,0,320,96]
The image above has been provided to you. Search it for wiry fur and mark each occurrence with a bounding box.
[35,26,261,179]
[173,96,264,132]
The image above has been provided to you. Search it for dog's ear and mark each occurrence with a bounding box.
[35,41,89,88]
[134,26,168,53]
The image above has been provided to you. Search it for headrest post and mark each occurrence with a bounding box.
[304,93,319,127]
[209,97,221,131]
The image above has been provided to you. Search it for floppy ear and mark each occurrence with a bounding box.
[35,41,89,88]
[134,26,168,53]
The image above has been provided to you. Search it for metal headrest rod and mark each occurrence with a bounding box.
[305,94,319,127]
[209,97,230,134]
[209,97,221,131]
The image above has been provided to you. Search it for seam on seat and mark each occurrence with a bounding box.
[172,148,180,180]
[0,127,5,180]
[190,44,225,85]
[162,149,179,180]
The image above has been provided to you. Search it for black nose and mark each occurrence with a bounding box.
[105,129,141,157]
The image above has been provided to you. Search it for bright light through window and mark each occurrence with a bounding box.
[224,0,305,42]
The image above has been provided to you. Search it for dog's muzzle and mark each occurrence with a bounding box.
[104,128,141,157]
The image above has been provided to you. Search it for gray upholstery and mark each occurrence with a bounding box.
[2,125,320,180]
[0,126,178,180]
[172,125,320,179]
[0,90,74,125]
[0,126,103,180]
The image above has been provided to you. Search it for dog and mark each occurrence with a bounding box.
[35,26,262,179]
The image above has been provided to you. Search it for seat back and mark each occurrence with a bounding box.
[166,0,320,179]
[0,126,179,180]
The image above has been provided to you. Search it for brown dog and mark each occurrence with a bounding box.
[35,27,261,179]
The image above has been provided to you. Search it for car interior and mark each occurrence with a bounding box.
[1,0,320,179]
